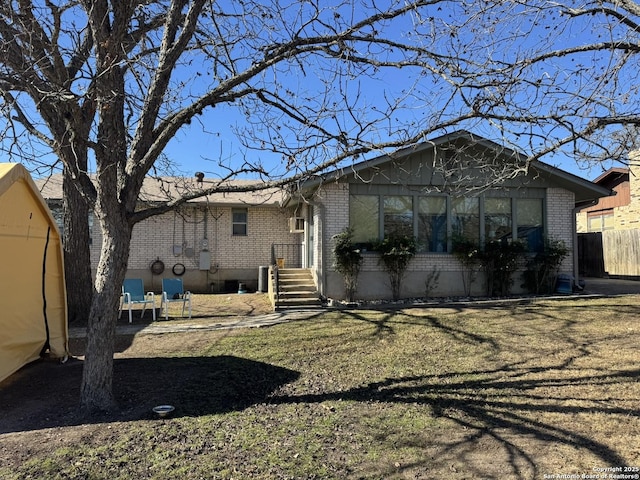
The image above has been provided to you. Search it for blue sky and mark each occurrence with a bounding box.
[154,1,626,184]
[2,1,629,183]
[159,87,611,184]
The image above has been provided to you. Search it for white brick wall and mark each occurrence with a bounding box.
[90,204,299,291]
[315,184,577,299]
[546,187,575,273]
[319,181,350,241]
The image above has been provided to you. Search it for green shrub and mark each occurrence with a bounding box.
[522,237,569,294]
[478,240,527,297]
[332,228,363,302]
[376,234,417,301]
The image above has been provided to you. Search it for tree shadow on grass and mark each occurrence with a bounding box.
[0,355,299,434]
[322,304,639,477]
[338,308,500,349]
[271,363,640,479]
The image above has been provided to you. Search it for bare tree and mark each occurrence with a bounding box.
[425,0,640,171]
[0,0,473,412]
[1,0,640,413]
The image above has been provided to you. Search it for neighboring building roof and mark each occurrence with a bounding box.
[593,167,629,186]
[34,173,285,207]
[577,167,630,212]
[293,130,613,205]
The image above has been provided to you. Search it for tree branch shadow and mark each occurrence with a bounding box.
[339,307,499,349]
[269,363,640,478]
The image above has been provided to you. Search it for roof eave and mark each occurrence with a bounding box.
[529,161,614,203]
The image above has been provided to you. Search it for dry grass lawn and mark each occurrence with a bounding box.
[1,294,639,479]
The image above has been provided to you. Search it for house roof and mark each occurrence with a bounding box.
[33,131,613,208]
[294,130,613,205]
[138,176,284,206]
[35,173,284,207]
[527,161,614,205]
[592,167,629,185]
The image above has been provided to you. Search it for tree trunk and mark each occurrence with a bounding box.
[79,11,133,412]
[80,213,132,412]
[63,167,94,325]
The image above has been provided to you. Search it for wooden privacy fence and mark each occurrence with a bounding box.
[579,229,640,277]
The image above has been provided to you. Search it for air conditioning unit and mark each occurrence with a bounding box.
[289,217,305,233]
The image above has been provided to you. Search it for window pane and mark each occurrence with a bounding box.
[350,195,379,243]
[587,211,614,232]
[603,213,614,230]
[384,196,413,237]
[232,223,246,235]
[587,215,602,232]
[452,197,479,244]
[232,208,247,236]
[517,198,543,251]
[232,210,247,223]
[418,197,447,252]
[485,198,512,242]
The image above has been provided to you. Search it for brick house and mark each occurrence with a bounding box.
[576,165,639,233]
[289,131,612,300]
[36,131,611,302]
[36,175,302,293]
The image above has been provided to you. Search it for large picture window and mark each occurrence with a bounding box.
[517,198,544,251]
[349,195,379,243]
[349,192,545,253]
[485,198,512,242]
[452,197,479,244]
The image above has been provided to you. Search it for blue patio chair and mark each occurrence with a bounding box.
[119,278,156,323]
[161,278,192,320]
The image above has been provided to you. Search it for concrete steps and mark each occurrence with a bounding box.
[273,268,322,310]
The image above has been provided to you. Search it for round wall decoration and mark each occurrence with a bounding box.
[172,263,186,276]
[150,258,165,275]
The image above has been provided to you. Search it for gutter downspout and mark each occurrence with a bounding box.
[314,200,326,298]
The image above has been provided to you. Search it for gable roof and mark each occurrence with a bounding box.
[593,167,629,186]
[295,130,613,204]
[528,161,614,204]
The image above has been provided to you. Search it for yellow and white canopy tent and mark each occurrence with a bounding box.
[0,163,68,383]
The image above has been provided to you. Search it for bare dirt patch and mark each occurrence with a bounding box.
[1,294,274,445]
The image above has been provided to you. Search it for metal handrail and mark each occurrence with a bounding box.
[273,264,280,303]
[271,243,303,268]
[270,244,280,305]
